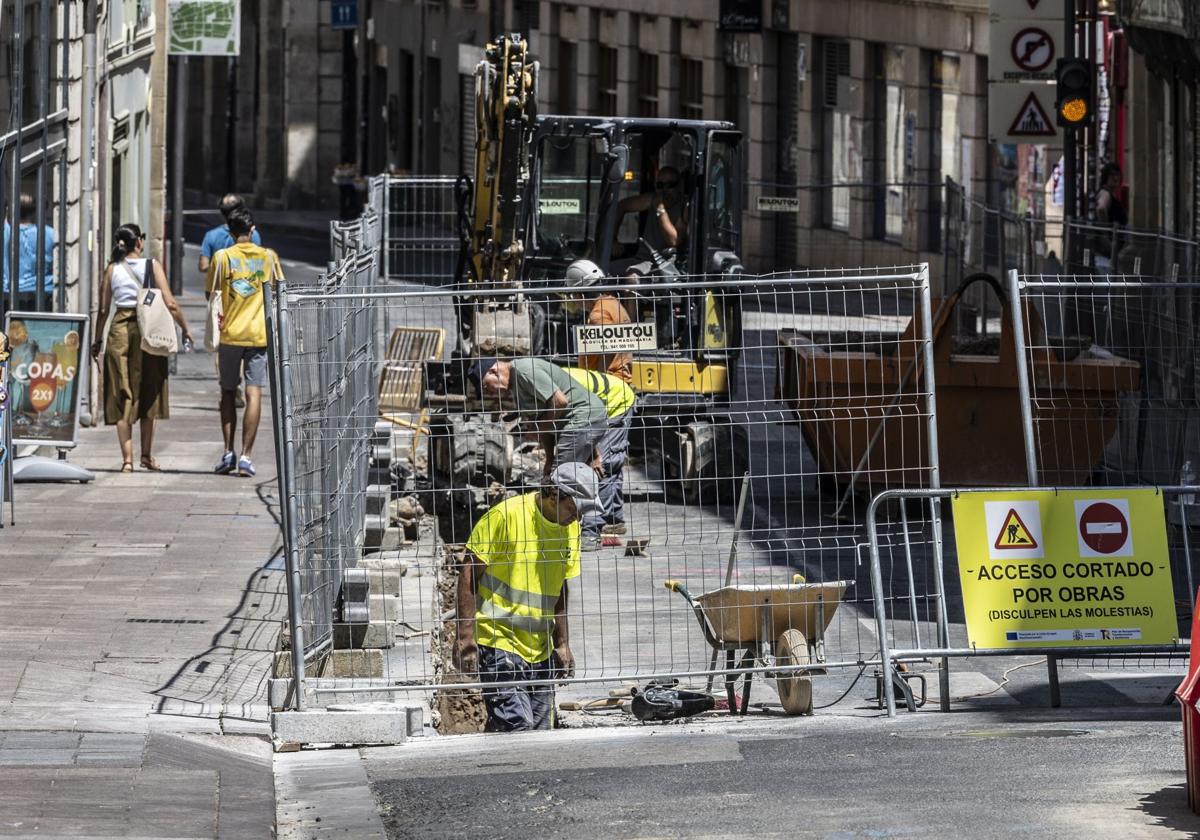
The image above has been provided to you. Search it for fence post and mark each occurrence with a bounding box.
[274,281,308,712]
[1007,269,1040,486]
[1006,267,1061,704]
[918,264,951,711]
[867,494,898,718]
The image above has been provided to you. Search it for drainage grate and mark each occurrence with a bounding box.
[125,618,208,624]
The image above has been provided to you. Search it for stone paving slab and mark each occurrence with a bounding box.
[0,267,284,837]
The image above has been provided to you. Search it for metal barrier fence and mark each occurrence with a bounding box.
[270,262,950,725]
[271,207,382,705]
[861,270,1200,718]
[1009,271,1200,495]
[868,486,1196,718]
[379,175,460,286]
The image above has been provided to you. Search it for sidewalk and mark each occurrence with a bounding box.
[0,284,284,837]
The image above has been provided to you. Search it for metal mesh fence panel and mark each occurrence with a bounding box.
[271,264,949,726]
[273,216,381,668]
[1005,271,1200,671]
[380,176,461,286]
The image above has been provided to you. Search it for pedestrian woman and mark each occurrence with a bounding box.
[90,224,193,472]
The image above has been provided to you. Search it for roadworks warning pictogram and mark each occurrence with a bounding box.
[994,508,1038,550]
[1008,92,1056,138]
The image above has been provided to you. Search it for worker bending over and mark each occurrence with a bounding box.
[469,355,608,475]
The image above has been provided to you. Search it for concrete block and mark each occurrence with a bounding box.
[363,513,388,548]
[325,702,426,736]
[367,463,392,486]
[368,593,404,623]
[269,677,294,710]
[365,484,391,515]
[272,710,406,747]
[357,567,403,596]
[333,620,396,649]
[357,554,408,572]
[322,649,384,678]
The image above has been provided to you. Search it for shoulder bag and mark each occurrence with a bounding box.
[121,260,177,356]
[204,267,223,352]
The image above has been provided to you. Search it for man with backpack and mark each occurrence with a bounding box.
[205,207,283,477]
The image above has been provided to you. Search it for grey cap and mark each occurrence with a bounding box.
[549,462,600,513]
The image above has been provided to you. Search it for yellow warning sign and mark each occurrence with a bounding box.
[994,508,1037,550]
[951,489,1177,649]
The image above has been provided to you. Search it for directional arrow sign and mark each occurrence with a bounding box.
[990,19,1059,81]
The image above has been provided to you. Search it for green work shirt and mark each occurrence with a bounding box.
[510,357,607,430]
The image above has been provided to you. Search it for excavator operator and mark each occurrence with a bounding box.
[613,165,690,274]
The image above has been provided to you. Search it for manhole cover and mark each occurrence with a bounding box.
[948,728,1091,739]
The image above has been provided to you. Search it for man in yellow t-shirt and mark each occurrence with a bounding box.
[455,462,599,732]
[205,207,283,478]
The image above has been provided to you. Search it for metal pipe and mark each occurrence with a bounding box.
[722,472,751,587]
[1008,269,1040,485]
[286,271,928,301]
[918,266,951,712]
[275,282,309,711]
[78,0,97,425]
[56,0,68,313]
[34,0,52,312]
[309,658,878,695]
[170,56,186,297]
[57,0,67,308]
[866,490,898,718]
[9,0,26,315]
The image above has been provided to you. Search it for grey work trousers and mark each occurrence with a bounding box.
[581,407,634,537]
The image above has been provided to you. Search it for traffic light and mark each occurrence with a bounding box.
[1056,58,1093,127]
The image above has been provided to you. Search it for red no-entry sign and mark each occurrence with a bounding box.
[1078,501,1130,555]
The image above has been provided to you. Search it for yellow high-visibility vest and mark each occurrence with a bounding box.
[465,492,581,664]
[564,367,636,419]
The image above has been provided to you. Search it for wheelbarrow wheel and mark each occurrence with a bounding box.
[775,629,813,716]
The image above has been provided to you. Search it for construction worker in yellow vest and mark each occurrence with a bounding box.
[564,367,637,550]
[455,462,600,732]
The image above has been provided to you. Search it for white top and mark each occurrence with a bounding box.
[111,258,148,308]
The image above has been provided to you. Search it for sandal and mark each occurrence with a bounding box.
[140,456,161,472]
[121,460,134,473]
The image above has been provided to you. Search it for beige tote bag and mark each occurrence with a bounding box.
[120,261,177,356]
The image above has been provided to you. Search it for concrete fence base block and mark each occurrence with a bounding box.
[357,554,409,573]
[368,593,403,623]
[268,677,294,710]
[334,620,397,649]
[365,484,392,515]
[363,513,389,548]
[324,649,385,678]
[272,709,408,748]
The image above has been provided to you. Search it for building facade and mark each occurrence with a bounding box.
[368,0,991,280]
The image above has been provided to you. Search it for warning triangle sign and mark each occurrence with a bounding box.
[994,508,1038,550]
[1026,0,1041,8]
[1009,92,1056,138]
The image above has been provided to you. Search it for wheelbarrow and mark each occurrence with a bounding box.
[664,576,852,716]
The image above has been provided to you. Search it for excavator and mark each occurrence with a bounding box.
[425,34,747,512]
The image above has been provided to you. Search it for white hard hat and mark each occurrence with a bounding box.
[564,259,604,288]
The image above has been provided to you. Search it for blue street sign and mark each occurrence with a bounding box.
[331,0,358,30]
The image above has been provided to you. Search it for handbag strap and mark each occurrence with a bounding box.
[117,259,154,292]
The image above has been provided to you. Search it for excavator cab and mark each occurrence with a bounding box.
[524,117,746,498]
[526,117,745,411]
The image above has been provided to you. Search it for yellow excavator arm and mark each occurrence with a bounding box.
[468,34,539,287]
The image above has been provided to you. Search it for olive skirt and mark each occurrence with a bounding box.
[103,308,170,424]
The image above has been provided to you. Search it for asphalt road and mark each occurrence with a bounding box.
[365,707,1193,840]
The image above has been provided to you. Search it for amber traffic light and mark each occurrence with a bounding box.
[1056,58,1092,127]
